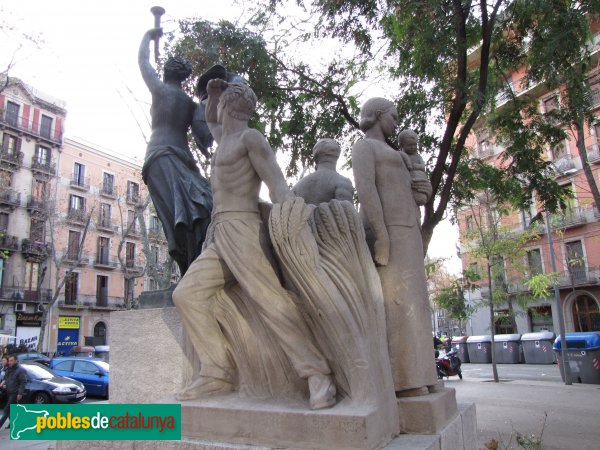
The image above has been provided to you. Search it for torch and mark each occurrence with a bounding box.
[150,6,166,64]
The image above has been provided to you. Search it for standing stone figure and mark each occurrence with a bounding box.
[139,28,213,276]
[352,97,437,395]
[172,79,336,410]
[292,138,354,205]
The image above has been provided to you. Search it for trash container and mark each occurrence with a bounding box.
[521,331,556,364]
[466,335,492,363]
[493,334,522,364]
[553,332,600,384]
[453,336,470,363]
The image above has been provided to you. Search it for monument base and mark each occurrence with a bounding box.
[98,306,477,450]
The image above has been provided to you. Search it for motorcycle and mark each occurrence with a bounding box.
[436,348,463,380]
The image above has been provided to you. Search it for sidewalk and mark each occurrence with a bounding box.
[2,377,598,449]
[450,377,600,449]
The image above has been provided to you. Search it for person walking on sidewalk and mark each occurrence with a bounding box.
[0,355,27,430]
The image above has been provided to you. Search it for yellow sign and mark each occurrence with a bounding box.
[58,316,80,329]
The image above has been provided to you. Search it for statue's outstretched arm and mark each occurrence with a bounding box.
[138,28,163,93]
[206,79,225,144]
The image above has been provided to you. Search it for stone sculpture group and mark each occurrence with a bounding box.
[140,24,437,443]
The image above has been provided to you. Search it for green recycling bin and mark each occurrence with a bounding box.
[521,331,556,364]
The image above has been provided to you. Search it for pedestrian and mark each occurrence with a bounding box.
[0,354,27,430]
[0,356,7,382]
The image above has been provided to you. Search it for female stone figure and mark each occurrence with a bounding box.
[352,98,437,395]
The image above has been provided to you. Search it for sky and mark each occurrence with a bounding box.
[2,0,461,273]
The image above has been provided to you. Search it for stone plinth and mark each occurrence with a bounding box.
[397,388,458,434]
[179,394,393,450]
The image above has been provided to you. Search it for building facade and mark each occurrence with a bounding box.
[457,30,600,336]
[0,78,169,353]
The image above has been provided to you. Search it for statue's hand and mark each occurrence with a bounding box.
[373,237,390,266]
[207,78,228,96]
[148,27,163,41]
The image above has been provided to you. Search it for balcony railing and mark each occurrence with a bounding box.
[66,208,89,225]
[558,266,599,287]
[0,150,24,171]
[69,175,90,191]
[126,193,143,206]
[96,217,117,233]
[100,184,116,198]
[551,155,577,175]
[23,288,53,302]
[62,249,88,266]
[26,195,49,214]
[125,261,144,274]
[31,156,56,176]
[550,206,590,230]
[96,294,108,307]
[93,257,118,270]
[0,189,21,209]
[0,234,19,251]
[21,240,51,260]
[586,143,600,163]
[148,228,166,241]
[0,110,62,145]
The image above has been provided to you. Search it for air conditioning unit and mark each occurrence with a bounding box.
[15,302,26,312]
[37,304,45,313]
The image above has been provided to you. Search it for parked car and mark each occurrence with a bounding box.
[0,362,86,406]
[49,357,109,398]
[16,352,51,366]
[94,345,109,362]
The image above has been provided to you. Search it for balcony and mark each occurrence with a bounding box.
[65,208,89,226]
[125,261,144,275]
[0,110,62,146]
[26,195,49,215]
[550,206,590,230]
[587,143,600,163]
[551,156,577,176]
[96,217,118,234]
[62,250,89,267]
[100,184,117,199]
[125,226,140,239]
[558,266,599,288]
[93,257,118,270]
[23,289,53,302]
[21,240,51,261]
[0,234,19,252]
[69,175,90,192]
[126,193,143,207]
[148,228,166,242]
[0,150,24,171]
[31,156,56,177]
[0,189,21,210]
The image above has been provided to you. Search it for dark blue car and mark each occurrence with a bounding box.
[49,357,109,398]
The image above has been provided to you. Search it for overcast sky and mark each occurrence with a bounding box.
[2,0,461,272]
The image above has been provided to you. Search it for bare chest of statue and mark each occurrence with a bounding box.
[212,133,261,212]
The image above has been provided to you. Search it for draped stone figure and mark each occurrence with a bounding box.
[352,97,437,394]
[293,138,354,205]
[138,28,212,276]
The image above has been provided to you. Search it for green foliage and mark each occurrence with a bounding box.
[526,273,559,299]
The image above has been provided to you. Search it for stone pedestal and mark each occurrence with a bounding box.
[96,307,477,450]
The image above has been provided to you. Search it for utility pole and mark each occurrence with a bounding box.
[544,211,572,385]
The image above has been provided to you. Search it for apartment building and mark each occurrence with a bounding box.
[0,77,169,354]
[457,30,600,336]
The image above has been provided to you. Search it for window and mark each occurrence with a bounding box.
[102,173,115,196]
[543,95,558,113]
[125,278,135,303]
[565,240,586,283]
[127,181,139,203]
[559,184,576,214]
[73,360,98,375]
[573,295,600,332]
[494,309,515,334]
[0,213,8,232]
[519,207,533,228]
[99,203,111,228]
[32,178,49,202]
[551,141,568,160]
[1,133,20,154]
[528,306,553,332]
[96,275,108,306]
[40,114,53,139]
[126,242,135,267]
[35,145,50,165]
[97,237,110,264]
[53,361,73,371]
[150,245,159,264]
[127,210,136,233]
[465,215,474,232]
[64,272,78,305]
[67,230,81,259]
[73,162,85,185]
[25,261,40,293]
[5,101,19,127]
[94,322,107,345]
[491,255,507,289]
[526,249,543,276]
[69,194,85,212]
[149,278,158,291]
[477,136,492,157]
[30,218,45,243]
[150,215,160,233]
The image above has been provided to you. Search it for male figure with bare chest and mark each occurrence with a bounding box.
[172,80,336,409]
